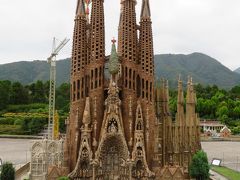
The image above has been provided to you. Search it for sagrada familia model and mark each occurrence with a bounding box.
[62,0,201,179]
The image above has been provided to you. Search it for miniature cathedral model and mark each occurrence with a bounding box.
[63,0,201,179]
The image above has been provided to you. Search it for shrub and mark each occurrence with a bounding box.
[14,119,24,126]
[58,177,69,180]
[6,103,47,113]
[0,117,15,125]
[232,126,240,135]
[0,116,48,135]
[189,150,210,180]
[0,162,15,180]
[28,117,47,135]
[0,125,22,135]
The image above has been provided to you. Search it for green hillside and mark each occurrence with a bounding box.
[155,53,240,88]
[0,53,239,88]
[0,60,70,86]
[234,67,240,74]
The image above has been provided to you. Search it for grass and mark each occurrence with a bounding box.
[211,165,240,180]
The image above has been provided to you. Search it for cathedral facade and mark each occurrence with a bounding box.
[63,0,201,179]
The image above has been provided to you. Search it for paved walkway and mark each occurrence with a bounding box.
[0,138,32,165]
[210,170,229,180]
[202,141,240,172]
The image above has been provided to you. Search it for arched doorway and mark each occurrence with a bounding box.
[96,135,130,180]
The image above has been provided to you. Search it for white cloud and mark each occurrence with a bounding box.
[0,0,239,70]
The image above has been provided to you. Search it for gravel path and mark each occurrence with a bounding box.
[1,138,240,173]
[0,138,32,166]
[202,141,240,172]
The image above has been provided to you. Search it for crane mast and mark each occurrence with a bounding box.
[47,37,69,140]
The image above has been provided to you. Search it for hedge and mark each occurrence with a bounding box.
[0,125,22,135]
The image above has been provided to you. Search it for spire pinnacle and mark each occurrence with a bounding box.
[187,76,195,104]
[141,0,151,18]
[178,74,181,82]
[176,75,185,127]
[166,80,169,102]
[76,0,86,16]
[187,76,191,100]
[177,75,184,104]
[111,37,116,44]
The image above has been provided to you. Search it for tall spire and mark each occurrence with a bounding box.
[67,0,89,171]
[76,0,86,16]
[175,75,185,166]
[176,75,184,126]
[71,0,87,74]
[88,0,105,148]
[186,76,192,126]
[186,76,198,157]
[139,0,154,75]
[109,38,119,76]
[165,80,170,113]
[139,0,154,104]
[141,0,151,18]
[177,75,184,105]
[186,76,195,104]
[118,0,139,151]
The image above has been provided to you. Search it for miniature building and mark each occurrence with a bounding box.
[201,120,225,133]
[62,0,201,179]
[220,126,231,137]
[200,120,231,138]
[30,139,64,180]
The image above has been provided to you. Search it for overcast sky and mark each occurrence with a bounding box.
[0,0,239,70]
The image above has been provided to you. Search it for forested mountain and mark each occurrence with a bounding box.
[0,60,70,86]
[234,67,240,74]
[155,53,240,88]
[0,53,239,88]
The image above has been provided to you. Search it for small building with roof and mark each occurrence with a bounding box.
[200,120,231,137]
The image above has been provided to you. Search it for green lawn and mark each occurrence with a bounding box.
[211,165,240,180]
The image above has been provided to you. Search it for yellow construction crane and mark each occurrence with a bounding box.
[54,110,60,140]
[47,38,69,140]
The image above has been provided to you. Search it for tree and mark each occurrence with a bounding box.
[28,81,47,103]
[10,82,29,104]
[0,162,15,180]
[233,106,240,119]
[202,99,216,118]
[56,83,70,113]
[230,85,240,95]
[0,80,11,110]
[216,106,229,120]
[189,150,210,180]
